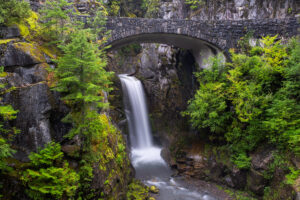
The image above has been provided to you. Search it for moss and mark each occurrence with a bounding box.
[13,42,46,63]
[39,45,58,59]
[17,23,30,38]
[16,11,41,40]
[263,183,295,200]
[0,39,17,45]
[127,180,149,200]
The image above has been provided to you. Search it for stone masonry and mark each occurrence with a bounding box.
[105,17,299,55]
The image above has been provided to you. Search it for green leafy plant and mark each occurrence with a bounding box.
[285,167,300,185]
[182,55,230,141]
[0,71,19,173]
[40,0,73,45]
[0,0,31,25]
[142,0,160,18]
[184,36,300,168]
[21,142,80,200]
[52,29,113,144]
[185,0,205,10]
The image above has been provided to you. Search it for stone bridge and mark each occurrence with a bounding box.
[105,17,299,63]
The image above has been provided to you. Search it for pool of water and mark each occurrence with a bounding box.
[132,147,218,200]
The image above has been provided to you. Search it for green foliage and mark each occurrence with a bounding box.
[263,152,287,180]
[285,167,300,185]
[142,0,160,18]
[40,0,73,45]
[0,137,15,172]
[53,30,113,142]
[28,142,63,167]
[185,0,205,10]
[127,180,149,200]
[21,142,80,200]
[182,55,231,140]
[231,152,251,169]
[184,36,300,168]
[0,0,31,25]
[119,43,142,56]
[237,31,254,53]
[107,0,120,16]
[0,72,19,173]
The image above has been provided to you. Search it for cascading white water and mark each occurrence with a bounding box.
[119,74,167,168]
[119,74,216,200]
[119,74,152,148]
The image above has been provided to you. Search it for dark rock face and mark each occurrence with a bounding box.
[108,43,196,151]
[0,26,20,39]
[2,64,70,161]
[0,34,70,159]
[247,169,266,195]
[0,42,48,67]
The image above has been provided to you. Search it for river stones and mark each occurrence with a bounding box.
[149,185,159,194]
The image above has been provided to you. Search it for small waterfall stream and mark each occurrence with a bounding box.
[119,74,217,200]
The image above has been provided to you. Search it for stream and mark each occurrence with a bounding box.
[120,74,217,200]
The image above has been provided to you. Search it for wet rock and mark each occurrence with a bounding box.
[4,83,52,157]
[189,0,297,20]
[224,175,235,188]
[230,167,247,189]
[247,169,266,195]
[161,147,171,164]
[61,144,80,157]
[250,147,274,171]
[210,161,226,180]
[14,63,48,84]
[149,185,159,194]
[1,66,69,159]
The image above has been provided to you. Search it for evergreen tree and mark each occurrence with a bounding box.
[53,30,113,149]
[0,0,31,25]
[40,0,73,45]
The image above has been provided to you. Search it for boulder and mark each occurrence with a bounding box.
[149,185,159,194]
[0,42,48,67]
[250,147,274,171]
[247,169,267,195]
[230,167,247,189]
[14,63,48,84]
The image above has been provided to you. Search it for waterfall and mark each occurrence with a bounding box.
[119,74,153,148]
[119,74,217,200]
[119,74,166,168]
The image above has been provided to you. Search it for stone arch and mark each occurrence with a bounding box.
[104,17,299,67]
[106,33,223,67]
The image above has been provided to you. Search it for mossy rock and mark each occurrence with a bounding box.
[0,41,52,67]
[0,38,18,45]
[13,42,47,63]
[149,185,159,194]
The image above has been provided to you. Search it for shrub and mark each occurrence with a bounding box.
[21,142,80,200]
[184,36,300,168]
[0,0,31,25]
